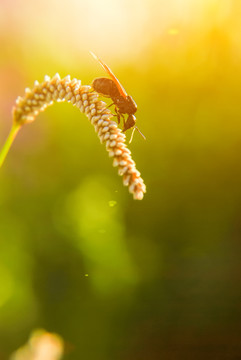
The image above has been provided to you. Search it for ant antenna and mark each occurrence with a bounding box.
[129,126,146,144]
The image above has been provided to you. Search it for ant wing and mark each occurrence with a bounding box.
[90,51,128,99]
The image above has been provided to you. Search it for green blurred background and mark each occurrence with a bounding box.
[1,0,241,359]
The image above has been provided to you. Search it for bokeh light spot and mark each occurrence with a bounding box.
[108,200,117,207]
[65,175,139,294]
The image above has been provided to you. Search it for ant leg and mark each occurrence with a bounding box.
[112,112,125,129]
[99,102,115,115]
[106,102,115,109]
[115,107,121,124]
[117,112,121,124]
[120,113,126,130]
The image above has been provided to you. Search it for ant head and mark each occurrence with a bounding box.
[123,115,136,132]
[123,115,146,143]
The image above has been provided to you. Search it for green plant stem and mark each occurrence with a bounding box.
[0,123,21,168]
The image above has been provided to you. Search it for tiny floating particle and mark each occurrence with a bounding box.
[108,200,117,207]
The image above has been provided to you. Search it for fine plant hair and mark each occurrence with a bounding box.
[1,74,146,200]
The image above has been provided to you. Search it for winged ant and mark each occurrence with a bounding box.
[90,52,145,142]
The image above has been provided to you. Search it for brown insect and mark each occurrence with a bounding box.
[90,52,145,142]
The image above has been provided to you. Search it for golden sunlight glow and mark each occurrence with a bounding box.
[0,0,233,61]
[168,28,180,36]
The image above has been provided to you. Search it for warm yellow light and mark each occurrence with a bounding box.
[168,28,179,36]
